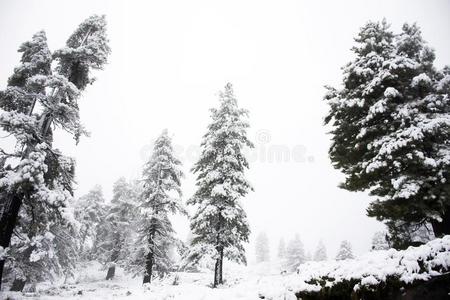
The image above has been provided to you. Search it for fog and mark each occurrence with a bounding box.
[1,0,449,259]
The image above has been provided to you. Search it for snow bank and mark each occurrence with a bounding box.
[260,236,450,298]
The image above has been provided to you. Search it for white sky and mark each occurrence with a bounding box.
[1,0,449,260]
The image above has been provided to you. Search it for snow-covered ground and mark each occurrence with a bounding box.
[3,236,449,300]
[2,260,295,300]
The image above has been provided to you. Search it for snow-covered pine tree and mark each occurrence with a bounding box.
[0,15,110,289]
[277,238,286,259]
[188,83,254,287]
[285,234,305,272]
[313,241,327,261]
[95,178,139,280]
[368,24,450,241]
[255,232,270,263]
[130,130,185,284]
[324,20,450,244]
[335,240,354,260]
[371,231,390,251]
[74,185,106,258]
[0,31,53,291]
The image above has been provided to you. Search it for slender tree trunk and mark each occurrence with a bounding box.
[143,232,155,284]
[0,260,4,291]
[143,251,154,284]
[219,247,224,285]
[0,192,23,291]
[213,211,224,288]
[213,246,224,288]
[213,257,220,288]
[431,207,450,237]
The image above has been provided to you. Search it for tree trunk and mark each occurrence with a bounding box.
[0,260,4,291]
[431,208,450,237]
[143,251,154,284]
[106,265,115,280]
[10,278,26,292]
[213,258,220,288]
[219,247,224,285]
[213,212,224,288]
[0,192,23,291]
[213,247,224,288]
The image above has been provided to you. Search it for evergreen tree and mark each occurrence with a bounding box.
[129,130,185,284]
[335,240,354,260]
[277,238,286,259]
[324,20,450,242]
[286,234,305,272]
[371,231,390,251]
[95,178,139,280]
[255,232,270,263]
[188,83,254,287]
[313,241,327,261]
[74,185,106,257]
[0,15,110,289]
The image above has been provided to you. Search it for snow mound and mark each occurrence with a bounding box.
[260,236,450,298]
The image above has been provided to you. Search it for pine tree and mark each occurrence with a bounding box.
[277,238,286,259]
[255,232,270,263]
[129,130,185,284]
[0,15,110,289]
[0,31,52,291]
[371,231,390,251]
[188,83,254,287]
[313,241,327,261]
[324,20,450,243]
[74,185,106,257]
[335,240,354,260]
[94,178,139,280]
[286,234,305,272]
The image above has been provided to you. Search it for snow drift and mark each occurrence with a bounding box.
[260,235,450,299]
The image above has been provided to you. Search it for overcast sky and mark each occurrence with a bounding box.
[1,0,449,260]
